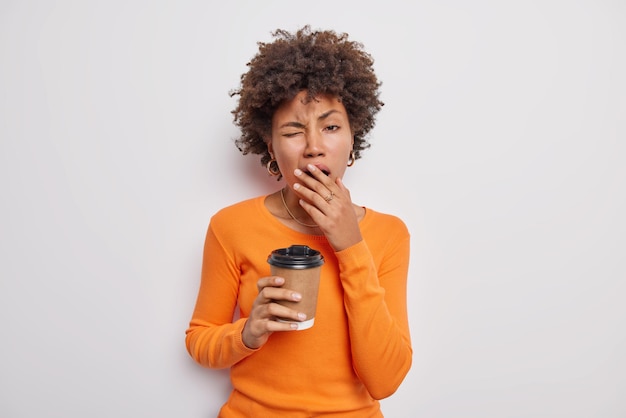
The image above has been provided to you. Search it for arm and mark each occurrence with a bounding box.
[185,224,257,368]
[337,228,412,399]
[185,221,306,366]
[292,166,412,397]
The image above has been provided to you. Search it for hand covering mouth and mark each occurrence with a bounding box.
[303,164,331,177]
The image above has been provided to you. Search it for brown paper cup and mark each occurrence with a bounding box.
[270,264,321,330]
[267,245,324,330]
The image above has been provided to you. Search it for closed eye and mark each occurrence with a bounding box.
[283,131,303,138]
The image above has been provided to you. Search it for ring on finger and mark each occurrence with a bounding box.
[324,191,334,202]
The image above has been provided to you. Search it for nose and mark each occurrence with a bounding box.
[304,131,325,157]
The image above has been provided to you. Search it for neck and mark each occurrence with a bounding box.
[280,187,318,228]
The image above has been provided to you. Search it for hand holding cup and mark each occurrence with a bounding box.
[242,275,307,349]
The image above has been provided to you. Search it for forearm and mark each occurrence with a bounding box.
[337,239,412,399]
[185,223,258,368]
[185,317,256,368]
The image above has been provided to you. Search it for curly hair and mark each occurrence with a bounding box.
[230,26,384,169]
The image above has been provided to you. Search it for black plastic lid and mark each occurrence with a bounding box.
[267,245,325,269]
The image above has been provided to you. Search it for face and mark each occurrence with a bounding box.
[268,91,354,188]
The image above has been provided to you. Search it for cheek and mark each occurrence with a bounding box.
[340,141,354,158]
[274,151,299,175]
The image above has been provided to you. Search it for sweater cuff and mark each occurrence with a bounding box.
[232,317,260,357]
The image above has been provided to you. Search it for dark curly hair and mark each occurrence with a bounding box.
[230,25,384,170]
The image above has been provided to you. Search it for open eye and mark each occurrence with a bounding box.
[325,125,339,132]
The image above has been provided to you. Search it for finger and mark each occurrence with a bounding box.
[266,302,308,323]
[305,165,341,201]
[256,276,285,293]
[335,176,349,193]
[304,164,334,186]
[265,321,301,332]
[246,315,297,342]
[333,177,352,202]
[259,286,303,303]
[294,166,335,193]
[293,181,337,209]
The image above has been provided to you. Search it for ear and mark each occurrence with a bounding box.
[266,139,274,156]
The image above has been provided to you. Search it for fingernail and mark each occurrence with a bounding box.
[275,277,284,284]
[298,312,307,320]
[292,292,302,301]
[290,323,299,330]
[294,168,303,176]
[307,164,316,171]
[293,183,301,190]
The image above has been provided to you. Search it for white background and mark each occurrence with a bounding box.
[1,1,625,417]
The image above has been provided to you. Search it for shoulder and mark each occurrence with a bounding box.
[362,208,410,237]
[212,196,263,219]
[208,196,266,234]
[359,208,411,264]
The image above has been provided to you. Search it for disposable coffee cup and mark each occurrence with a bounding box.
[267,245,324,330]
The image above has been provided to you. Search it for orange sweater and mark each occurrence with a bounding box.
[186,196,412,417]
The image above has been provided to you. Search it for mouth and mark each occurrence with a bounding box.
[304,169,330,178]
[303,164,331,177]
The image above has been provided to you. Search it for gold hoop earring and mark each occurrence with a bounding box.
[267,159,281,176]
[347,150,356,167]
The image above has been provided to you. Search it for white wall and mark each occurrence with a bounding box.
[1,1,625,417]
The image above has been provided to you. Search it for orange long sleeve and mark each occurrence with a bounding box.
[185,196,412,417]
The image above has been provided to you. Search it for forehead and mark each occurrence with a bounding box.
[273,91,347,122]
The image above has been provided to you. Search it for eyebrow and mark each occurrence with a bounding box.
[279,109,341,129]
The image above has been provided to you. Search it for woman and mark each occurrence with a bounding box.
[186,26,412,417]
